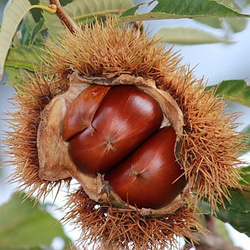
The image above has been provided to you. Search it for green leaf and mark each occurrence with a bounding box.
[242,124,250,144]
[64,0,132,23]
[195,17,223,29]
[0,0,32,82]
[5,45,43,72]
[0,192,71,248]
[0,0,57,83]
[194,1,247,32]
[199,166,250,236]
[217,189,250,236]
[16,11,45,46]
[29,18,45,45]
[240,125,250,156]
[217,0,241,12]
[40,0,65,41]
[5,45,43,89]
[0,244,50,250]
[199,189,250,236]
[206,80,250,107]
[120,0,250,22]
[239,165,250,187]
[5,66,31,88]
[225,18,248,32]
[41,0,132,41]
[214,217,233,243]
[195,17,248,33]
[154,27,231,44]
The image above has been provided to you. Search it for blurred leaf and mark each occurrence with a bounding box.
[0,192,72,248]
[217,0,241,12]
[239,165,250,188]
[5,45,43,72]
[64,0,132,23]
[225,18,248,32]
[154,27,231,44]
[0,0,32,82]
[214,217,233,243]
[40,0,65,40]
[120,0,250,22]
[5,67,31,88]
[195,0,247,33]
[199,166,250,236]
[195,17,248,33]
[0,244,50,250]
[17,11,44,46]
[5,45,43,89]
[206,80,250,107]
[195,17,223,29]
[217,189,250,236]
[41,0,132,41]
[29,18,45,44]
[182,1,247,33]
[199,190,250,236]
[241,125,250,156]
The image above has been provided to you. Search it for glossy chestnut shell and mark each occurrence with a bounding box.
[63,85,163,176]
[62,84,186,208]
[105,127,187,209]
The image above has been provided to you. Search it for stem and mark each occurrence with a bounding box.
[30,5,57,14]
[49,0,77,34]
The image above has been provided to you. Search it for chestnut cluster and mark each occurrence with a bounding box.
[62,85,186,209]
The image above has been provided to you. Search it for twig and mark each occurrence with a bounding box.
[49,0,77,34]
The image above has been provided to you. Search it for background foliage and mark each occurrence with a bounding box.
[0,0,249,249]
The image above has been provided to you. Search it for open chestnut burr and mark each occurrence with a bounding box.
[61,84,186,209]
[7,18,243,249]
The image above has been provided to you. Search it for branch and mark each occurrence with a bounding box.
[49,0,77,33]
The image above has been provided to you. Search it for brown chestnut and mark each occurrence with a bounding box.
[66,85,163,176]
[105,127,187,209]
[62,85,111,141]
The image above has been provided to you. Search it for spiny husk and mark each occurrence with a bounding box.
[46,19,243,209]
[163,69,243,208]
[5,72,70,200]
[63,187,204,250]
[5,17,244,248]
[45,21,181,81]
